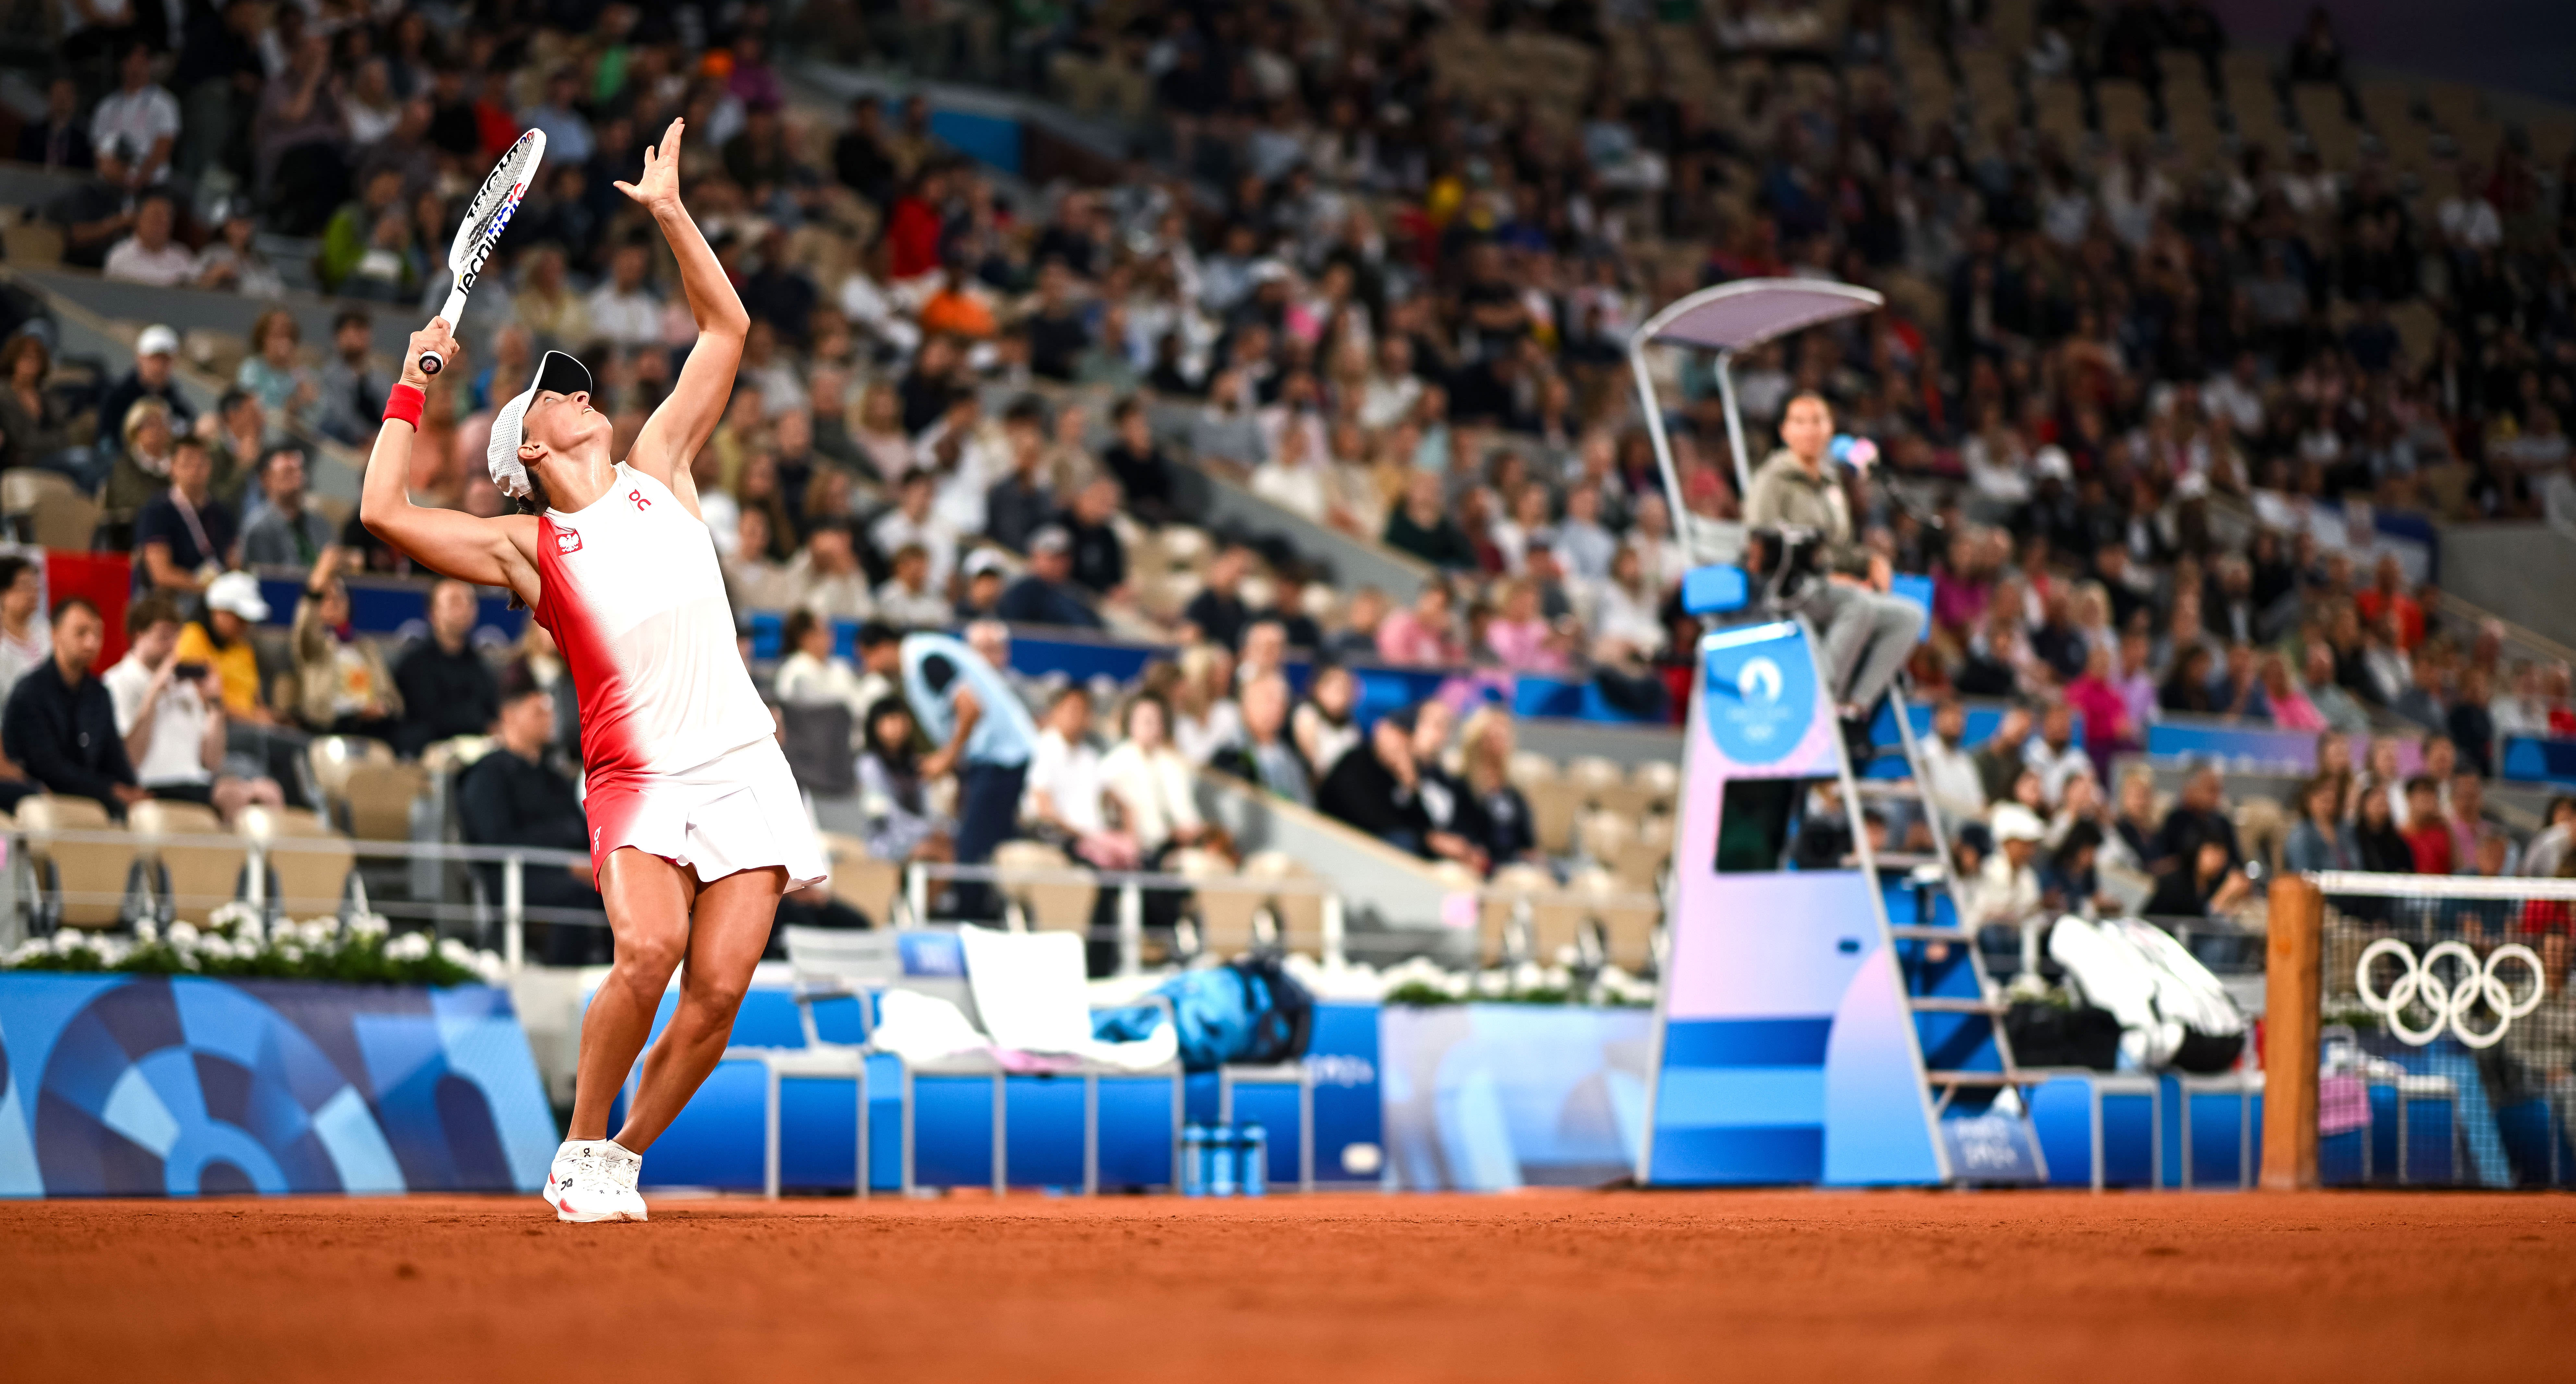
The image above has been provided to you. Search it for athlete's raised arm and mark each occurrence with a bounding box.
[620,117,749,512]
[359,318,541,602]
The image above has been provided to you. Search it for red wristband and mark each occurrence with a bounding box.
[383,382,425,430]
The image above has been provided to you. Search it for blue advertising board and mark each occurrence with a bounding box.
[0,975,555,1197]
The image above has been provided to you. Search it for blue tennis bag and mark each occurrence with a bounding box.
[1092,954,1314,1072]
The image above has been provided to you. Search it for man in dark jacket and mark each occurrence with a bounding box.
[0,598,143,815]
[994,528,1105,629]
[1381,471,1479,570]
[1316,708,1434,855]
[456,665,603,963]
[391,579,500,757]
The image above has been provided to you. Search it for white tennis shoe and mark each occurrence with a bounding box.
[545,1139,648,1223]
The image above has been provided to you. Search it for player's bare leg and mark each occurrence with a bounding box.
[545,848,698,1221]
[567,848,700,1141]
[614,864,788,1154]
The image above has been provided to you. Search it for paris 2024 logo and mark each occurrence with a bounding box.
[1703,627,1816,767]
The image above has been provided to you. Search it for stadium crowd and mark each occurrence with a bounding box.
[1,0,2573,917]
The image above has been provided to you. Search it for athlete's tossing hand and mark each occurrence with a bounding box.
[403,317,460,390]
[615,117,687,215]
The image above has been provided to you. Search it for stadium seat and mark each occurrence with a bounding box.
[1522,774,1586,857]
[2,219,63,267]
[128,798,246,923]
[1611,814,1673,893]
[1,467,75,516]
[28,491,99,552]
[1578,808,1634,868]
[1565,755,1623,804]
[819,831,901,925]
[340,762,427,841]
[239,806,355,918]
[1632,759,1680,811]
[1506,750,1558,790]
[17,795,144,929]
[1237,849,1326,956]
[1480,862,1558,964]
[310,737,416,838]
[992,839,1097,935]
[1175,847,1257,955]
[1590,766,1663,821]
[1571,867,1662,975]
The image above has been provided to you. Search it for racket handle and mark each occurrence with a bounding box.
[420,289,469,376]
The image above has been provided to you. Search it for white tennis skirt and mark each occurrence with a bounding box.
[583,736,829,890]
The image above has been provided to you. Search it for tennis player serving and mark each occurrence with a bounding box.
[363,117,825,1223]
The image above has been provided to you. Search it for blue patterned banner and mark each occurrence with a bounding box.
[0,974,555,1197]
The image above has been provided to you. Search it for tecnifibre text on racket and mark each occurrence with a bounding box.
[419,128,547,377]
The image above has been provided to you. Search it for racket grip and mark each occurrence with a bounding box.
[421,289,469,376]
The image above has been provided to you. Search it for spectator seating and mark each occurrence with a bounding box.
[1234,850,1328,956]
[129,798,244,925]
[818,831,902,928]
[309,736,426,841]
[991,839,1096,936]
[17,796,143,930]
[2,470,100,551]
[241,805,355,917]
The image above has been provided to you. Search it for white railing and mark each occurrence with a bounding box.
[8,826,1667,977]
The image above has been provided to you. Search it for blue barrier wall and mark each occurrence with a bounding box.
[0,975,555,1197]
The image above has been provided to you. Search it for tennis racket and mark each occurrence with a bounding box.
[418,129,548,377]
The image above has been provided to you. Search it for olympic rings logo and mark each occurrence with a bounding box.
[2355,939,2547,1049]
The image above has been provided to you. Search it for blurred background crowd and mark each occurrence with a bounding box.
[0,0,2573,942]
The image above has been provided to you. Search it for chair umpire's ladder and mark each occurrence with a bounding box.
[1850,681,2048,1178]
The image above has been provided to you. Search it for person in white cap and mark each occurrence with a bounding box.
[94,324,193,487]
[1968,802,2050,978]
[358,118,825,1226]
[173,569,275,723]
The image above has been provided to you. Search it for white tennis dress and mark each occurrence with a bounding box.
[535,461,826,888]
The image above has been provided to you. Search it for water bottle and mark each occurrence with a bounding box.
[1240,1124,1268,1197]
[1207,1124,1239,1197]
[1180,1124,1208,1197]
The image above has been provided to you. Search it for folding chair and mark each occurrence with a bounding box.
[953,926,1184,1196]
[726,926,1182,1198]
[721,925,887,1200]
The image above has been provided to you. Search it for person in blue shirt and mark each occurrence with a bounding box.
[859,620,1038,918]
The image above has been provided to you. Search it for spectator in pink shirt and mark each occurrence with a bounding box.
[1376,581,1463,666]
[2062,643,2133,778]
[2112,628,2159,738]
[1484,578,1570,673]
[1932,528,1995,638]
[2260,652,2325,731]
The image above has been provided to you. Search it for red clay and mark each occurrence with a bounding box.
[4,1190,2571,1381]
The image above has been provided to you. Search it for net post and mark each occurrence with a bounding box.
[2259,874,2323,1191]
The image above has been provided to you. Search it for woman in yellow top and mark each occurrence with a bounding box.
[171,570,278,723]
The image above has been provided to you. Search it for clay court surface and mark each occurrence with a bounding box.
[5,1191,2571,1381]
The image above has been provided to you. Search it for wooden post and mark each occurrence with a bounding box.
[2260,875,2323,1191]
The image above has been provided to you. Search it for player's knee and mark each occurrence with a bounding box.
[1880,594,1925,639]
[609,930,687,988]
[669,977,752,1036]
